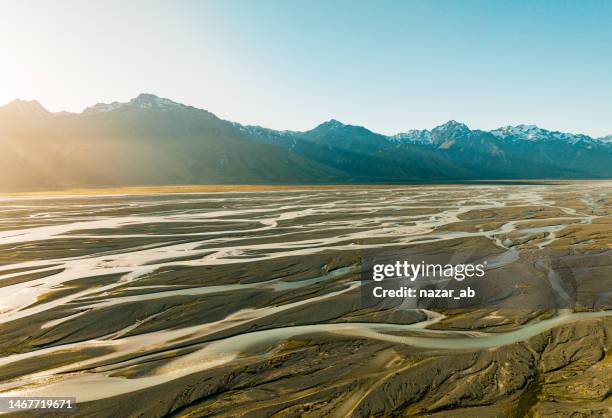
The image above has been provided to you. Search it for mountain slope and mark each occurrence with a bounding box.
[0,95,346,191]
[391,121,612,179]
[0,94,610,191]
[244,120,474,181]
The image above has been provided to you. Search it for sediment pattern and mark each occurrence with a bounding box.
[0,183,610,416]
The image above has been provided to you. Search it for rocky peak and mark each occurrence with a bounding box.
[2,99,51,118]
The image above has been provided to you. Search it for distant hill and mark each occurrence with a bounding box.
[1,94,610,191]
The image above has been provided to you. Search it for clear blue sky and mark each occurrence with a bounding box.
[1,0,611,136]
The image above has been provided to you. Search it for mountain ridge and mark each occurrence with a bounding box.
[3,94,610,141]
[1,94,610,191]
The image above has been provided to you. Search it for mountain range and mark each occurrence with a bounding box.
[1,94,610,191]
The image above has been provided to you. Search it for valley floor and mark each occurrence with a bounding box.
[0,182,610,417]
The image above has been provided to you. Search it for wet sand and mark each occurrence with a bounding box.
[0,182,610,416]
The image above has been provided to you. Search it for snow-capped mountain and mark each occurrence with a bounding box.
[490,124,595,144]
[83,93,184,114]
[597,135,612,143]
[389,121,471,145]
[0,93,610,191]
[389,129,432,144]
[432,120,471,136]
[392,122,609,146]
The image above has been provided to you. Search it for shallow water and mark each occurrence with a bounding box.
[0,183,609,403]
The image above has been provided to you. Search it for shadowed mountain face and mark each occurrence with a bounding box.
[1,94,611,191]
